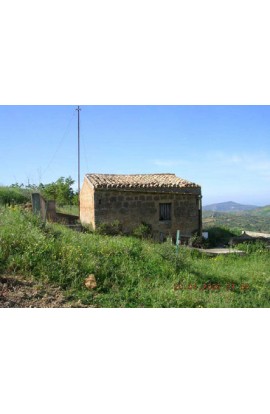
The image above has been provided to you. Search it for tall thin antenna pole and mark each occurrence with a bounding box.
[76,106,81,213]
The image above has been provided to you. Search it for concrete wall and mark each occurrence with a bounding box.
[32,193,47,219]
[93,189,201,239]
[31,194,57,222]
[46,201,57,222]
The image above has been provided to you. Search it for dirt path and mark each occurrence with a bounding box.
[0,274,86,308]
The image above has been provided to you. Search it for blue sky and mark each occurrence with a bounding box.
[1,105,270,206]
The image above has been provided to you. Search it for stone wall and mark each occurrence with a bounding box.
[93,189,201,239]
[80,178,95,226]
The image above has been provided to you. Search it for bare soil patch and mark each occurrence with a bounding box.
[0,274,86,308]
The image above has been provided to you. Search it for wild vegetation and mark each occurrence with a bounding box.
[0,186,30,206]
[0,177,78,208]
[1,206,270,307]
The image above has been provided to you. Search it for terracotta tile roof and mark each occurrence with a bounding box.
[86,173,200,189]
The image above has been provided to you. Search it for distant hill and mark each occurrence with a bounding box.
[203,201,258,212]
[202,204,270,233]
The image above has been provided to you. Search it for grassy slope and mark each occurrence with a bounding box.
[1,207,270,307]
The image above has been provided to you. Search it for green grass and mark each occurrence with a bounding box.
[1,207,270,307]
[56,205,79,216]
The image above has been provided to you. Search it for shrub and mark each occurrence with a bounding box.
[95,220,123,236]
[132,222,152,239]
[188,233,209,248]
[205,226,241,247]
[0,187,29,206]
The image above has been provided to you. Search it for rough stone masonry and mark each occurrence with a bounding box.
[80,173,202,241]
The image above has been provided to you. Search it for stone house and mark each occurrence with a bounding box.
[80,173,202,241]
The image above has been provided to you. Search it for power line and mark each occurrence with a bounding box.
[41,110,76,178]
[81,131,90,173]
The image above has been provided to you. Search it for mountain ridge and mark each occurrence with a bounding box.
[203,201,259,212]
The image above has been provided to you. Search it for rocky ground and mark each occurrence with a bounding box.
[0,274,86,308]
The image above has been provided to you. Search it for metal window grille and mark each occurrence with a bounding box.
[159,203,171,221]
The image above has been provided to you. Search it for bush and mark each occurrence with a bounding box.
[0,187,29,206]
[205,226,241,247]
[95,220,123,236]
[132,222,152,239]
[188,233,209,248]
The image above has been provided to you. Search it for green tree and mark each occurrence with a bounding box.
[40,176,75,206]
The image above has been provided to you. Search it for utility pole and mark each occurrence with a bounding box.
[76,106,81,214]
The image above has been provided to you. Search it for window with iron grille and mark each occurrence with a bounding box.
[159,203,171,221]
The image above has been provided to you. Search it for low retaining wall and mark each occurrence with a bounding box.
[31,193,79,226]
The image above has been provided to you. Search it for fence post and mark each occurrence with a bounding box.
[176,230,180,253]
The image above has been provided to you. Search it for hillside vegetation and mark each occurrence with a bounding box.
[1,207,270,307]
[203,208,270,233]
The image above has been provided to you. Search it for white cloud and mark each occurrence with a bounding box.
[205,151,270,181]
